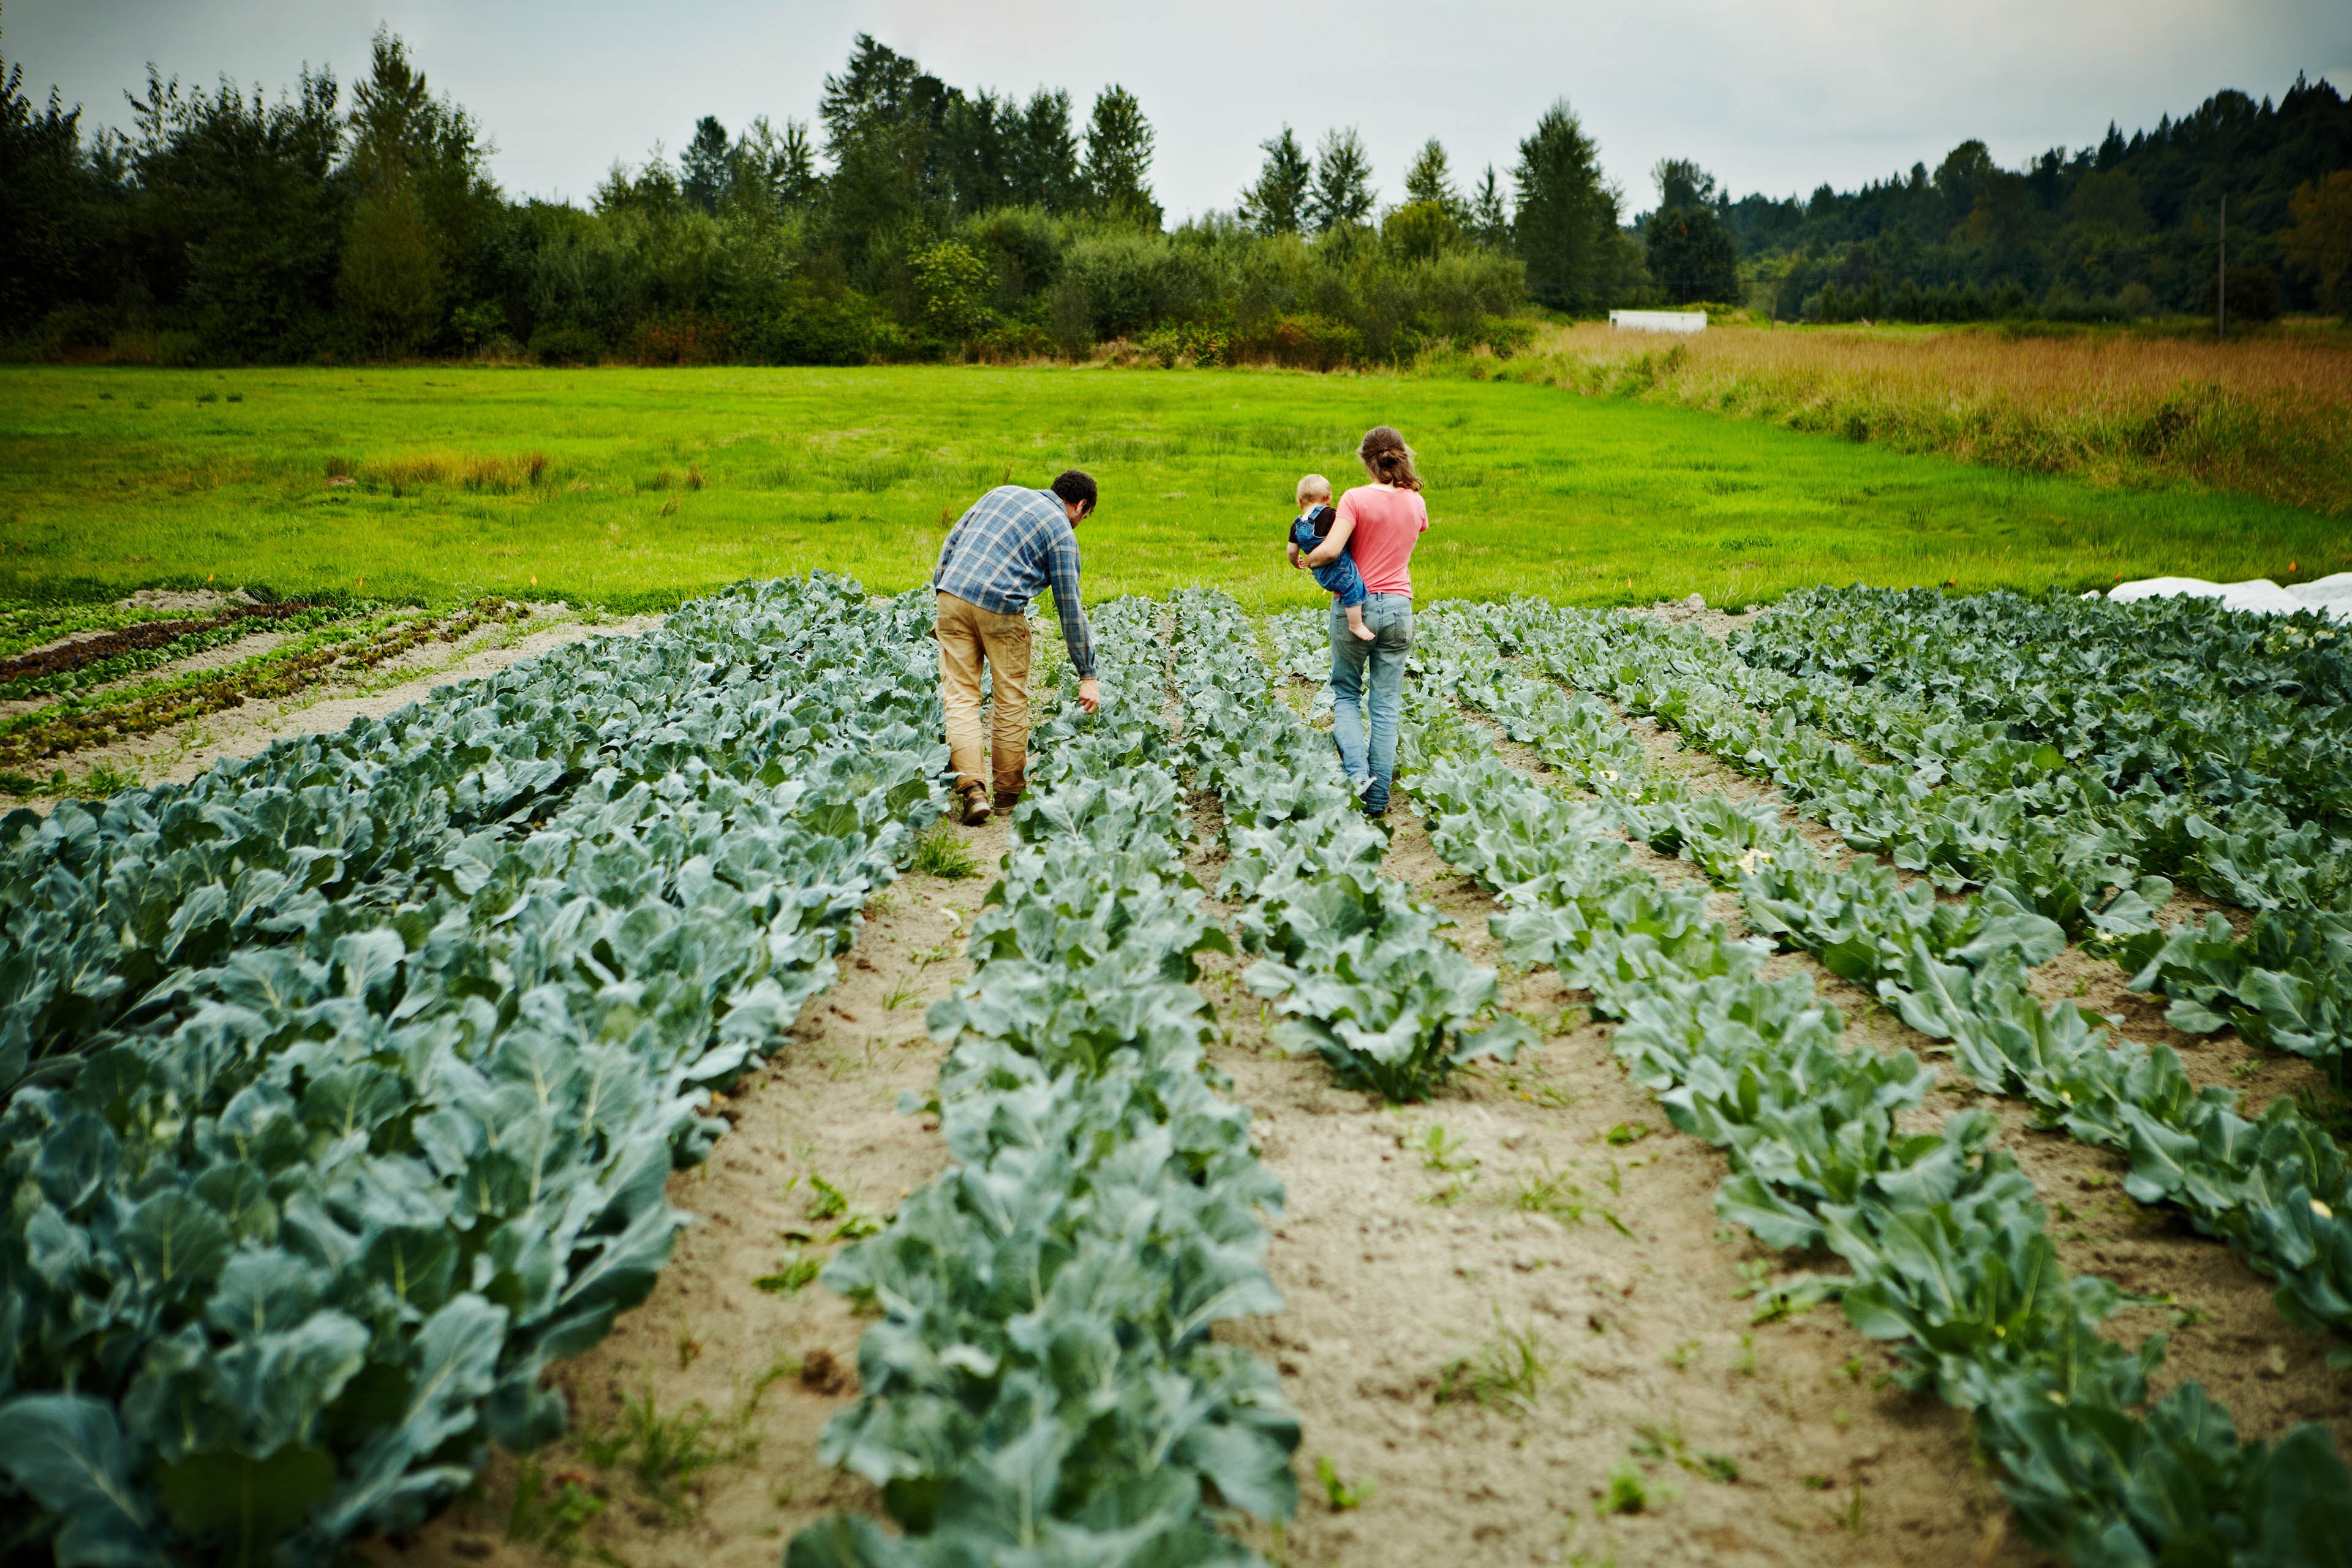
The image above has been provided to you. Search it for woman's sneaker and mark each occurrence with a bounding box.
[960,785,993,826]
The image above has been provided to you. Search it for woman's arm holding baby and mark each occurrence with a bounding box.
[1303,512,1355,568]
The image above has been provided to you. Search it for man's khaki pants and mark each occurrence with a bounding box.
[935,591,1031,799]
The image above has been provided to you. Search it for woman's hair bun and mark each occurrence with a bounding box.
[1358,426,1422,492]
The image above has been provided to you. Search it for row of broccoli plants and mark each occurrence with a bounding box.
[1384,680,2352,1568]
[1168,590,1529,1101]
[0,577,952,1567]
[1415,605,2352,1353]
[1731,588,2352,1112]
[1738,587,2350,853]
[0,580,885,1095]
[0,598,538,772]
[1505,590,2352,1101]
[793,597,1300,1568]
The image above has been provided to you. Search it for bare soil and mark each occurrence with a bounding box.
[370,826,1009,1568]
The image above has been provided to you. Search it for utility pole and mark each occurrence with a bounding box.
[2218,194,2227,342]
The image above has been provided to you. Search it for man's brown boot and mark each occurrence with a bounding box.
[960,784,993,826]
[993,788,1023,812]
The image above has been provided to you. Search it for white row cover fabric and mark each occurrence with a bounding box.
[2102,572,2352,623]
[1608,310,1708,334]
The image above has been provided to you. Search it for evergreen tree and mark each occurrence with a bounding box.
[0,56,108,327]
[777,119,817,205]
[340,30,498,351]
[1470,165,1509,249]
[726,116,816,211]
[1009,89,1082,211]
[1511,100,1618,309]
[1649,157,1717,214]
[681,115,730,211]
[1403,138,1465,221]
[1643,205,1740,303]
[2284,170,2352,315]
[820,35,954,273]
[820,34,937,154]
[1238,126,1311,235]
[940,89,1011,215]
[1082,85,1158,226]
[127,64,349,358]
[1306,127,1374,232]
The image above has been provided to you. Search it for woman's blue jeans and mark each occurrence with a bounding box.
[1330,593,1413,810]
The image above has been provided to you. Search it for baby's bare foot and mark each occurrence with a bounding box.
[1349,620,1377,641]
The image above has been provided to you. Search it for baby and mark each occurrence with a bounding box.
[1287,473,1376,641]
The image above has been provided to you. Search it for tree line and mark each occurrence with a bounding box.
[2,26,2345,369]
[1670,77,2352,324]
[0,32,1604,367]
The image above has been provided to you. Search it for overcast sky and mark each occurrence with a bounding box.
[10,0,2348,218]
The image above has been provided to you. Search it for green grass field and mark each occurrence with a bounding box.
[2,364,2343,612]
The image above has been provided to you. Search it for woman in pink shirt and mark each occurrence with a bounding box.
[1296,426,1428,815]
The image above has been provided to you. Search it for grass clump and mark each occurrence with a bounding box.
[575,1388,737,1518]
[1435,1311,1550,1415]
[910,823,982,879]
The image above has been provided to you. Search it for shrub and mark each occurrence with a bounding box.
[1231,313,1362,371]
[739,293,886,366]
[529,322,603,365]
[910,240,994,342]
[2205,265,2281,323]
[624,312,734,366]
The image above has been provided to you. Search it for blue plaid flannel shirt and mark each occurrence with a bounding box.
[932,486,1096,678]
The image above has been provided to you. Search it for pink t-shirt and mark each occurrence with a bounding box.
[1335,485,1428,597]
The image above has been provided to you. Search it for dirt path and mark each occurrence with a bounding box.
[1207,797,2036,1568]
[371,821,1011,1568]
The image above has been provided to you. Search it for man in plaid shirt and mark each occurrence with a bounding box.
[931,470,1103,824]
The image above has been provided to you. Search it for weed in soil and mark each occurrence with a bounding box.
[909,824,983,879]
[1436,1309,1551,1414]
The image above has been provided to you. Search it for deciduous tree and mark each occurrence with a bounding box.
[2284,170,2352,316]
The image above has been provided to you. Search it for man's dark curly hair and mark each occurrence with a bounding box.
[1050,469,1098,515]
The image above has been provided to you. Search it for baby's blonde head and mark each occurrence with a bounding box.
[1295,473,1332,507]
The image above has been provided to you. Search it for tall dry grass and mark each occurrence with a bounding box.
[331,451,552,494]
[1479,323,2352,518]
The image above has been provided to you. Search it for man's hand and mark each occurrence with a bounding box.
[1077,677,1101,714]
